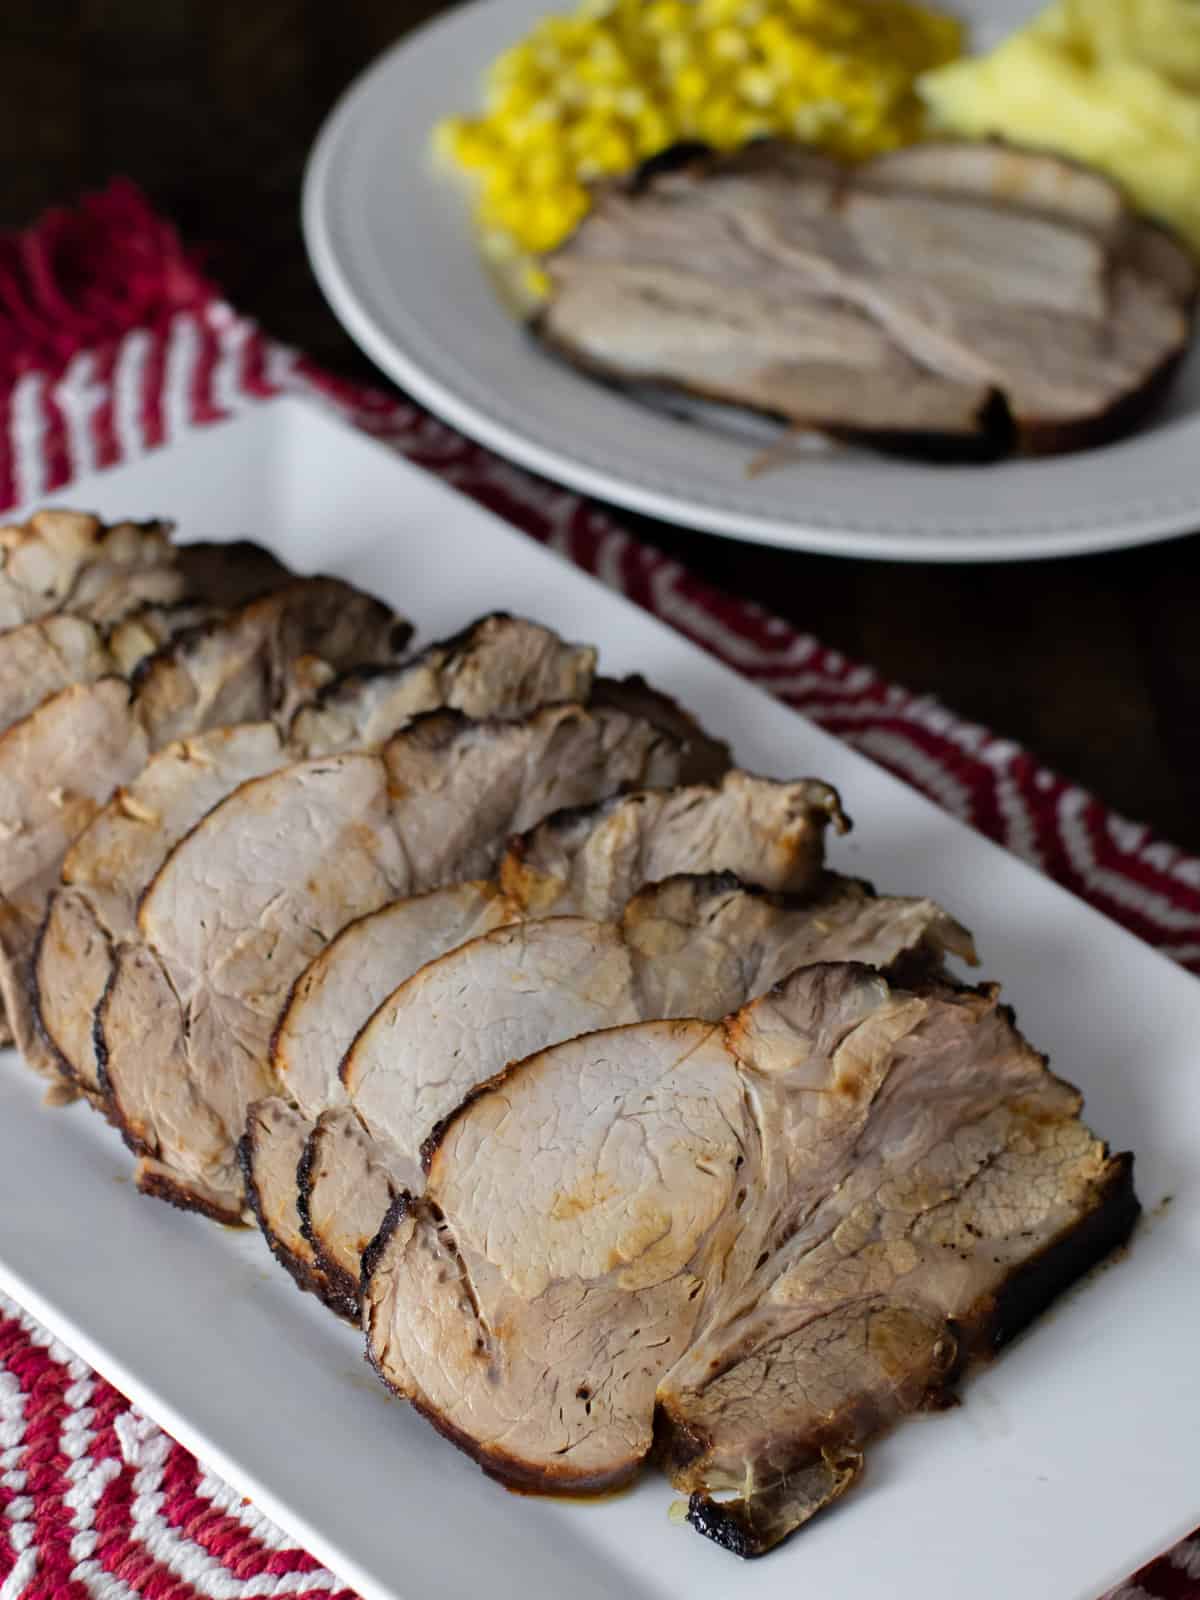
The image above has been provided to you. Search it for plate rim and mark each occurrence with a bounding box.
[300,0,1200,564]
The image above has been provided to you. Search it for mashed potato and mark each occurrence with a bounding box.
[919,0,1200,254]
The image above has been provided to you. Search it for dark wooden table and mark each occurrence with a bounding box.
[7,1,1199,846]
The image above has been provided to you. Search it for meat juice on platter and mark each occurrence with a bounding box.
[1,506,1140,1556]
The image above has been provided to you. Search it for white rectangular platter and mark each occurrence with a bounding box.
[1,395,1198,1600]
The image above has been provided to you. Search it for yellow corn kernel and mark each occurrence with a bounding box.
[435,0,963,264]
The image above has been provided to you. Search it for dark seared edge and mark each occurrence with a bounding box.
[238,1112,346,1313]
[295,1127,365,1324]
[135,1162,245,1227]
[966,1149,1140,1354]
[671,1148,1140,1558]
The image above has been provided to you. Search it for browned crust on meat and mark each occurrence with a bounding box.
[237,1113,352,1316]
[960,1148,1140,1354]
[663,1147,1139,1557]
[134,1160,246,1227]
[1016,344,1187,457]
[294,1127,365,1324]
[361,1197,643,1495]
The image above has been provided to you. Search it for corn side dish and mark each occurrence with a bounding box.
[434,0,962,274]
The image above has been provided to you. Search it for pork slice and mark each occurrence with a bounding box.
[0,536,289,737]
[34,616,606,1095]
[273,882,522,1121]
[865,141,1129,242]
[131,576,410,746]
[299,1106,408,1321]
[241,1098,341,1305]
[364,965,1136,1550]
[589,676,731,785]
[0,679,149,1071]
[99,701,688,1217]
[291,613,597,753]
[243,882,520,1305]
[0,511,178,629]
[546,139,1195,455]
[311,876,967,1313]
[3,574,409,1076]
[501,770,847,918]
[0,617,114,737]
[541,258,1003,450]
[36,723,288,1095]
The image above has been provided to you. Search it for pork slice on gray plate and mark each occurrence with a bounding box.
[33,615,615,1097]
[500,769,847,919]
[364,961,1137,1555]
[540,138,1195,457]
[0,573,409,1076]
[96,700,686,1222]
[294,873,970,1320]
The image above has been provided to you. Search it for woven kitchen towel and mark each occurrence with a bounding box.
[0,182,1196,1600]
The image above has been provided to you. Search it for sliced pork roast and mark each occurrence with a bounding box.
[96,701,688,1221]
[244,881,522,1309]
[243,773,849,1309]
[539,139,1195,458]
[501,771,846,918]
[33,615,607,1096]
[0,535,291,739]
[365,961,1137,1554]
[0,511,179,628]
[280,874,970,1319]
[0,575,408,1074]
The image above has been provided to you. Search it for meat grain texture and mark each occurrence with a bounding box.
[539,139,1197,459]
[365,963,1137,1555]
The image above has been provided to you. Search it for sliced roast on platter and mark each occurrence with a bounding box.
[0,573,408,1074]
[538,139,1197,459]
[244,773,854,1311]
[365,962,1137,1555]
[96,701,689,1221]
[262,873,969,1319]
[33,615,610,1099]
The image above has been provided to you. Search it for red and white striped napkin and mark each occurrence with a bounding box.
[0,181,1195,1600]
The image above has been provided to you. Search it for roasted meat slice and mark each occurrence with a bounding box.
[291,613,597,752]
[501,771,847,918]
[0,574,409,1074]
[364,964,1136,1554]
[241,881,522,1309]
[540,139,1195,457]
[297,875,969,1317]
[97,701,687,1220]
[36,722,289,1097]
[0,511,178,629]
[34,615,641,1096]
